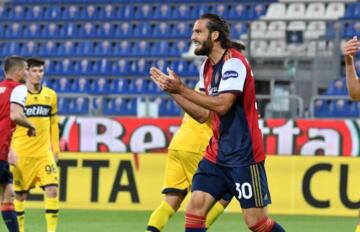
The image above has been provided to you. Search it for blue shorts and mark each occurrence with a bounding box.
[192,158,271,209]
[0,160,13,185]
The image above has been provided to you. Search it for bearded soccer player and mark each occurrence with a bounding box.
[0,56,36,232]
[10,58,60,232]
[151,14,285,232]
[342,36,360,232]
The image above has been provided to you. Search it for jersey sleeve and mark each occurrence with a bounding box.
[10,85,27,107]
[198,61,206,92]
[51,90,58,116]
[218,58,247,94]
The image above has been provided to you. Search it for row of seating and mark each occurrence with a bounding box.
[39,59,199,76]
[314,99,360,118]
[0,3,267,21]
[58,96,182,116]
[0,21,245,39]
[263,2,345,20]
[342,3,360,19]
[0,40,191,57]
[46,77,198,94]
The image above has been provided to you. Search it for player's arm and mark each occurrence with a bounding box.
[344,36,360,100]
[50,92,60,162]
[10,85,36,136]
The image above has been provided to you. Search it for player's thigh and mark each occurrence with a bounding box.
[192,159,230,203]
[0,161,14,197]
[36,154,58,188]
[11,157,38,192]
[162,149,188,195]
[228,161,271,209]
[180,150,203,185]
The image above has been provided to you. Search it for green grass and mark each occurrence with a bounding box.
[0,209,357,231]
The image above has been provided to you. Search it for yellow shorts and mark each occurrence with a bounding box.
[162,149,203,196]
[11,152,58,193]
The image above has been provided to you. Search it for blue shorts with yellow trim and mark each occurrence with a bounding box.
[192,158,271,209]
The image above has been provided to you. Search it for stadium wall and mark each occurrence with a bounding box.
[26,153,359,217]
[59,117,360,156]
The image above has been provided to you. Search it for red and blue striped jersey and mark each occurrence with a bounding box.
[199,48,265,167]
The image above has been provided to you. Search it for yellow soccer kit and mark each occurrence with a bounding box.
[11,86,60,192]
[162,111,212,195]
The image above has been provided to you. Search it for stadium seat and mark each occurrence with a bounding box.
[26,5,43,20]
[169,40,188,56]
[350,101,360,117]
[9,5,24,20]
[97,22,113,38]
[250,21,267,39]
[118,41,131,56]
[305,21,326,39]
[159,99,181,116]
[58,97,70,115]
[325,79,348,95]
[62,5,81,20]
[58,40,75,56]
[3,41,21,56]
[21,40,38,56]
[231,22,247,39]
[171,22,190,38]
[71,77,89,93]
[228,4,248,19]
[262,3,286,19]
[133,23,152,38]
[285,3,305,19]
[154,22,171,38]
[94,40,112,56]
[154,5,171,19]
[248,4,267,19]
[212,4,227,18]
[92,97,104,115]
[52,77,71,93]
[132,58,150,76]
[328,99,351,118]
[113,59,130,75]
[313,99,329,118]
[116,22,133,38]
[72,97,89,115]
[81,5,99,19]
[90,77,110,94]
[151,41,169,57]
[134,4,152,19]
[43,5,61,20]
[268,40,287,57]
[78,22,96,38]
[304,3,325,19]
[173,4,192,20]
[98,4,117,19]
[0,4,8,19]
[266,21,286,39]
[324,3,345,20]
[122,5,135,19]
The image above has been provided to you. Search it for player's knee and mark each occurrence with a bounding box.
[243,209,268,228]
[15,193,27,202]
[186,194,207,216]
[45,186,58,198]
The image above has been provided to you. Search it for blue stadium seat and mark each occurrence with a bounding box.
[228,3,248,19]
[25,5,44,20]
[39,41,57,56]
[116,22,133,38]
[133,23,153,38]
[151,41,169,57]
[42,23,60,38]
[110,79,130,94]
[171,22,190,38]
[62,5,80,20]
[71,97,89,115]
[342,3,356,19]
[71,77,89,93]
[58,41,76,56]
[173,4,193,20]
[80,5,99,19]
[154,5,171,20]
[344,22,360,38]
[328,99,351,118]
[78,22,96,38]
[0,5,9,20]
[98,4,117,19]
[196,4,210,16]
[248,4,266,19]
[122,5,135,19]
[43,5,61,20]
[3,41,21,56]
[135,40,150,57]
[117,41,131,56]
[313,99,329,118]
[52,77,71,93]
[97,22,113,38]
[23,23,41,38]
[154,22,171,38]
[134,4,153,19]
[58,97,70,115]
[325,79,348,95]
[4,23,22,38]
[212,4,228,18]
[94,40,113,56]
[20,41,39,56]
[9,5,25,20]
[90,77,110,94]
[231,22,248,39]
[169,40,189,56]
[78,41,94,56]
[159,99,181,116]
[349,101,360,117]
[92,97,104,114]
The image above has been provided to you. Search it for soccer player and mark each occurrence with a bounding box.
[10,58,60,232]
[146,41,247,232]
[342,36,360,232]
[0,56,36,232]
[151,14,285,232]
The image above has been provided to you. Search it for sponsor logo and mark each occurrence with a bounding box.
[222,70,238,80]
[25,105,51,116]
[0,87,6,94]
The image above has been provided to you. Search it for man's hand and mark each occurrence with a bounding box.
[343,36,360,57]
[150,67,184,94]
[27,127,36,137]
[8,149,18,166]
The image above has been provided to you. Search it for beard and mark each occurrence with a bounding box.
[194,36,213,56]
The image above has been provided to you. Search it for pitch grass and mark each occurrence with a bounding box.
[0,209,357,231]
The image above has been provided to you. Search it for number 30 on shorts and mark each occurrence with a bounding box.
[235,182,253,199]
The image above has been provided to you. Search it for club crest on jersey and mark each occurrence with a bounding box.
[25,105,51,117]
[222,70,238,80]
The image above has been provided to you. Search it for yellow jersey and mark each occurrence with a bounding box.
[11,86,60,157]
[168,112,212,153]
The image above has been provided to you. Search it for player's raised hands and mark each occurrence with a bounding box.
[150,67,184,94]
[343,36,360,57]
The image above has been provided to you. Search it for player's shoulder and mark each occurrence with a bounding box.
[42,86,57,96]
[12,84,27,93]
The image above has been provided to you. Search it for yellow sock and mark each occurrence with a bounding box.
[14,199,25,232]
[355,225,360,232]
[146,201,175,232]
[206,202,225,228]
[44,197,59,232]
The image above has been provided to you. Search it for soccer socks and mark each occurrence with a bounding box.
[185,213,206,232]
[146,201,175,232]
[249,217,285,232]
[205,202,225,228]
[1,202,19,232]
[355,225,360,232]
[44,197,59,232]
[14,199,25,232]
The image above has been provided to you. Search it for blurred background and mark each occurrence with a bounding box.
[0,0,359,231]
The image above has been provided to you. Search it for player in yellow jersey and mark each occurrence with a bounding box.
[145,90,231,232]
[342,36,360,232]
[10,58,60,232]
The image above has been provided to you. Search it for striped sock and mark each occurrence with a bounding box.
[1,202,19,232]
[185,213,206,232]
[249,217,285,232]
